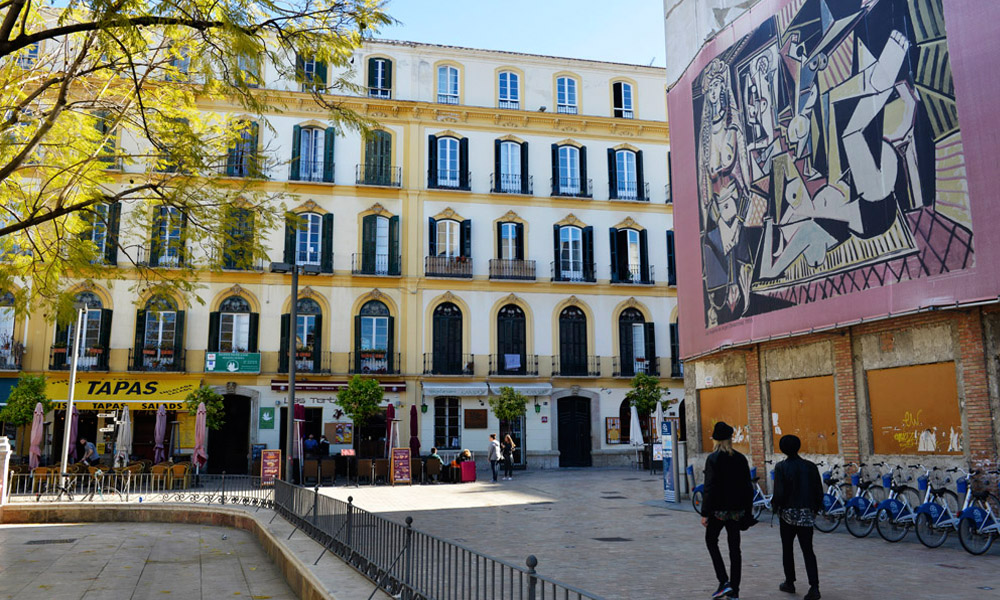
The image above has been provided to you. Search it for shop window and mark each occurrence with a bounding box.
[434,397,461,449]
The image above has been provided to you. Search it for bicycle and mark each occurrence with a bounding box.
[688,464,704,515]
[843,462,888,538]
[36,470,124,503]
[815,463,849,533]
[750,463,773,520]
[913,466,963,548]
[957,469,1000,555]
[873,464,922,542]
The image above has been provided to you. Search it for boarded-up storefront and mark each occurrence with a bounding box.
[868,362,962,455]
[769,376,838,454]
[699,385,749,453]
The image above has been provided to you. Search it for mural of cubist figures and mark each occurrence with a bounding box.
[693,0,973,328]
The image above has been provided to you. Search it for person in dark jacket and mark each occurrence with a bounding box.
[772,434,824,600]
[701,422,753,600]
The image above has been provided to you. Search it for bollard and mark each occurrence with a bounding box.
[221,471,227,505]
[526,555,538,600]
[312,484,320,527]
[404,516,413,593]
[346,496,354,548]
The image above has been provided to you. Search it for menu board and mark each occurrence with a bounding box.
[390,447,411,485]
[606,417,622,445]
[261,449,281,484]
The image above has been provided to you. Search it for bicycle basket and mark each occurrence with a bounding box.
[687,464,694,477]
[957,477,968,495]
[822,470,832,480]
[882,473,893,488]
[851,473,860,486]
[750,467,757,480]
[917,475,928,491]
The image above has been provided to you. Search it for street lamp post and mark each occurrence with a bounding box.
[59,304,87,486]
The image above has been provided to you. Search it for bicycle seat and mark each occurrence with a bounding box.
[858,481,874,490]
[891,485,909,494]
[824,478,838,486]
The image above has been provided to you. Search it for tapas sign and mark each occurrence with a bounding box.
[390,447,411,485]
[261,449,281,484]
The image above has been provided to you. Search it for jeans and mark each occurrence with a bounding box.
[705,516,742,595]
[490,460,499,481]
[780,519,819,587]
[503,457,514,478]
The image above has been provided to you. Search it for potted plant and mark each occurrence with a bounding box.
[296,345,312,358]
[143,346,157,356]
[87,344,104,356]
[52,341,67,354]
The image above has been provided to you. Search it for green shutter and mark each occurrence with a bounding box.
[550,144,559,195]
[248,313,259,353]
[459,138,469,189]
[105,202,121,265]
[320,213,334,273]
[520,142,530,194]
[579,145,588,196]
[493,139,502,192]
[386,315,395,372]
[607,149,618,199]
[367,57,377,89]
[290,125,301,180]
[283,213,296,264]
[315,61,327,87]
[427,135,437,188]
[427,217,437,256]
[279,314,290,373]
[248,121,260,176]
[353,315,362,373]
[134,310,147,368]
[149,207,163,267]
[173,311,185,359]
[323,127,335,183]
[460,219,472,258]
[98,309,113,369]
[361,214,377,273]
[384,59,392,91]
[515,223,524,260]
[582,226,594,281]
[666,230,676,286]
[311,313,323,368]
[639,228,649,283]
[609,227,619,282]
[207,312,220,352]
[636,150,645,200]
[388,215,400,275]
[552,224,562,280]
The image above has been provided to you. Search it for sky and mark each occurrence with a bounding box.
[377,0,666,67]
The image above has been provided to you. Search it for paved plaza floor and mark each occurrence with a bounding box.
[0,521,296,600]
[321,467,1000,600]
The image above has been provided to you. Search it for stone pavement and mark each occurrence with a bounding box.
[320,467,1000,600]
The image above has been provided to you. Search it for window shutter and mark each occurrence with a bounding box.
[361,214,377,273]
[550,144,559,195]
[290,125,301,180]
[102,202,120,265]
[134,310,147,360]
[495,221,503,259]
[552,224,562,280]
[609,227,619,282]
[386,315,395,372]
[323,127,335,182]
[582,226,594,281]
[320,213,334,273]
[247,313,259,352]
[460,219,472,258]
[249,122,260,175]
[427,217,437,257]
[281,214,295,264]
[607,149,618,199]
[515,222,524,260]
[388,215,400,275]
[520,141,530,194]
[616,229,630,282]
[666,230,676,286]
[207,311,220,352]
[643,323,657,373]
[178,210,189,266]
[669,322,679,376]
[149,207,163,267]
[384,59,392,90]
[353,315,362,373]
[367,57,377,89]
[295,53,305,82]
[639,228,649,283]
[579,146,588,196]
[173,310,185,358]
[315,61,327,87]
[636,150,645,200]
[459,137,469,189]
[613,83,623,112]
[226,133,238,176]
[53,323,69,369]
[311,313,323,366]
[493,139,501,192]
[427,135,438,188]
[279,314,290,373]
[98,309,113,352]
[619,320,633,374]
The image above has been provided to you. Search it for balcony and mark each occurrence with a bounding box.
[613,356,660,378]
[611,181,650,202]
[551,355,601,377]
[550,177,592,198]
[423,353,475,376]
[489,354,538,376]
[368,87,392,99]
[279,350,332,375]
[351,253,400,276]
[430,169,471,191]
[550,261,596,283]
[135,246,186,269]
[556,104,578,114]
[349,351,401,375]
[288,160,331,183]
[611,264,655,285]
[614,109,634,119]
[0,344,24,371]
[129,347,186,372]
[425,255,472,278]
[670,359,684,379]
[489,259,535,281]
[498,99,520,110]
[665,182,673,205]
[490,173,532,195]
[437,94,459,105]
[49,346,109,371]
[209,155,272,179]
[356,164,402,187]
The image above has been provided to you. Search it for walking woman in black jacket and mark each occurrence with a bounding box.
[701,422,753,600]
[772,434,824,600]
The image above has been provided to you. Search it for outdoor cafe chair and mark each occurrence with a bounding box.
[319,460,335,485]
[31,466,57,493]
[168,463,190,489]
[373,459,389,485]
[150,464,170,490]
[303,459,319,485]
[410,458,423,484]
[356,459,373,485]
[424,457,442,483]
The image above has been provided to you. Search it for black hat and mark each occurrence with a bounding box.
[779,434,801,456]
[711,421,734,441]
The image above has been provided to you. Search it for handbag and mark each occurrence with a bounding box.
[738,510,758,531]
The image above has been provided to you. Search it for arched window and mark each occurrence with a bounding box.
[612,81,634,118]
[437,65,459,104]
[135,296,182,371]
[53,292,108,371]
[497,140,523,193]
[618,308,656,377]
[498,71,519,109]
[437,137,460,188]
[428,134,468,190]
[363,130,393,185]
[280,297,323,374]
[296,213,323,266]
[496,304,526,375]
[211,295,257,353]
[299,127,325,181]
[558,146,580,194]
[226,120,259,177]
[431,302,464,374]
[355,300,394,374]
[558,306,588,376]
[151,205,184,267]
[556,76,578,114]
[435,220,460,257]
[616,150,637,199]
[368,57,392,98]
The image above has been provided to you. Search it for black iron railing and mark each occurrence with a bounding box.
[424,255,473,278]
[288,160,331,183]
[552,355,601,377]
[611,181,650,201]
[613,356,660,378]
[489,259,535,281]
[129,347,186,372]
[550,177,592,198]
[429,169,471,190]
[611,264,654,285]
[135,245,186,269]
[279,351,332,375]
[0,344,24,371]
[349,351,401,375]
[498,99,520,110]
[489,354,538,376]
[356,164,402,187]
[368,87,392,99]
[671,359,684,379]
[437,94,459,105]
[351,253,401,276]
[490,173,532,194]
[423,353,474,376]
[49,346,109,371]
[551,261,596,283]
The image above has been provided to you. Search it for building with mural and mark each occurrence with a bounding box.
[4,40,680,472]
[666,0,1000,474]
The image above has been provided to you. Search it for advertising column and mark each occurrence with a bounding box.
[661,418,679,503]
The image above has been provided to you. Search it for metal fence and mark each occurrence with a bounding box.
[272,481,605,600]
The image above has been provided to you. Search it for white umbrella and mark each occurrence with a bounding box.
[629,405,645,446]
[389,418,401,451]
[654,400,665,442]
[114,405,132,468]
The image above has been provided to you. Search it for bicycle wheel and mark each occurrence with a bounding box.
[876,487,920,543]
[958,506,995,556]
[814,509,841,533]
[845,505,873,538]
[692,490,704,516]
[915,489,960,549]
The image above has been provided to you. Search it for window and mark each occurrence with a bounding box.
[18,42,38,68]
[223,207,254,270]
[610,226,650,283]
[499,223,519,260]
[437,137,459,188]
[296,55,326,92]
[137,296,181,370]
[66,294,102,353]
[52,292,109,371]
[296,213,322,266]
[556,77,578,114]
[437,65,459,104]
[496,304,527,375]
[362,130,393,185]
[279,298,323,373]
[237,54,261,88]
[435,220,460,257]
[226,120,259,177]
[666,230,676,286]
[358,214,399,275]
[428,134,469,190]
[151,206,184,267]
[0,293,15,369]
[368,57,392,98]
[669,321,683,378]
[85,202,121,265]
[283,212,333,273]
[209,296,258,353]
[498,71,519,109]
[609,148,645,200]
[496,140,523,193]
[90,204,108,257]
[558,306,588,376]
[618,308,656,377]
[299,128,324,182]
[552,224,594,282]
[355,300,394,374]
[612,81,634,118]
[492,221,528,279]
[551,144,588,196]
[434,397,461,450]
[431,302,463,374]
[94,111,117,166]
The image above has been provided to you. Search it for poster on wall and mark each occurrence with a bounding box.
[259,407,275,430]
[606,417,622,445]
[324,422,353,444]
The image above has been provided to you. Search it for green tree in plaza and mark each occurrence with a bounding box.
[184,385,225,430]
[0,373,50,454]
[626,372,669,417]
[335,374,382,426]
[489,386,528,422]
[0,0,391,322]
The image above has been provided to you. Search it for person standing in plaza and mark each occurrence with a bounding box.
[701,422,752,600]
[488,433,501,482]
[772,434,823,600]
[501,434,516,480]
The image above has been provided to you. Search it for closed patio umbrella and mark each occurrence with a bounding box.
[114,405,132,468]
[28,402,43,469]
[629,404,645,469]
[153,404,167,464]
[385,402,395,456]
[67,406,80,462]
[654,400,664,442]
[193,402,208,472]
[409,404,421,455]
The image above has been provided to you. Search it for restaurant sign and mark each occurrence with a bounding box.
[48,376,201,410]
[205,352,261,374]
